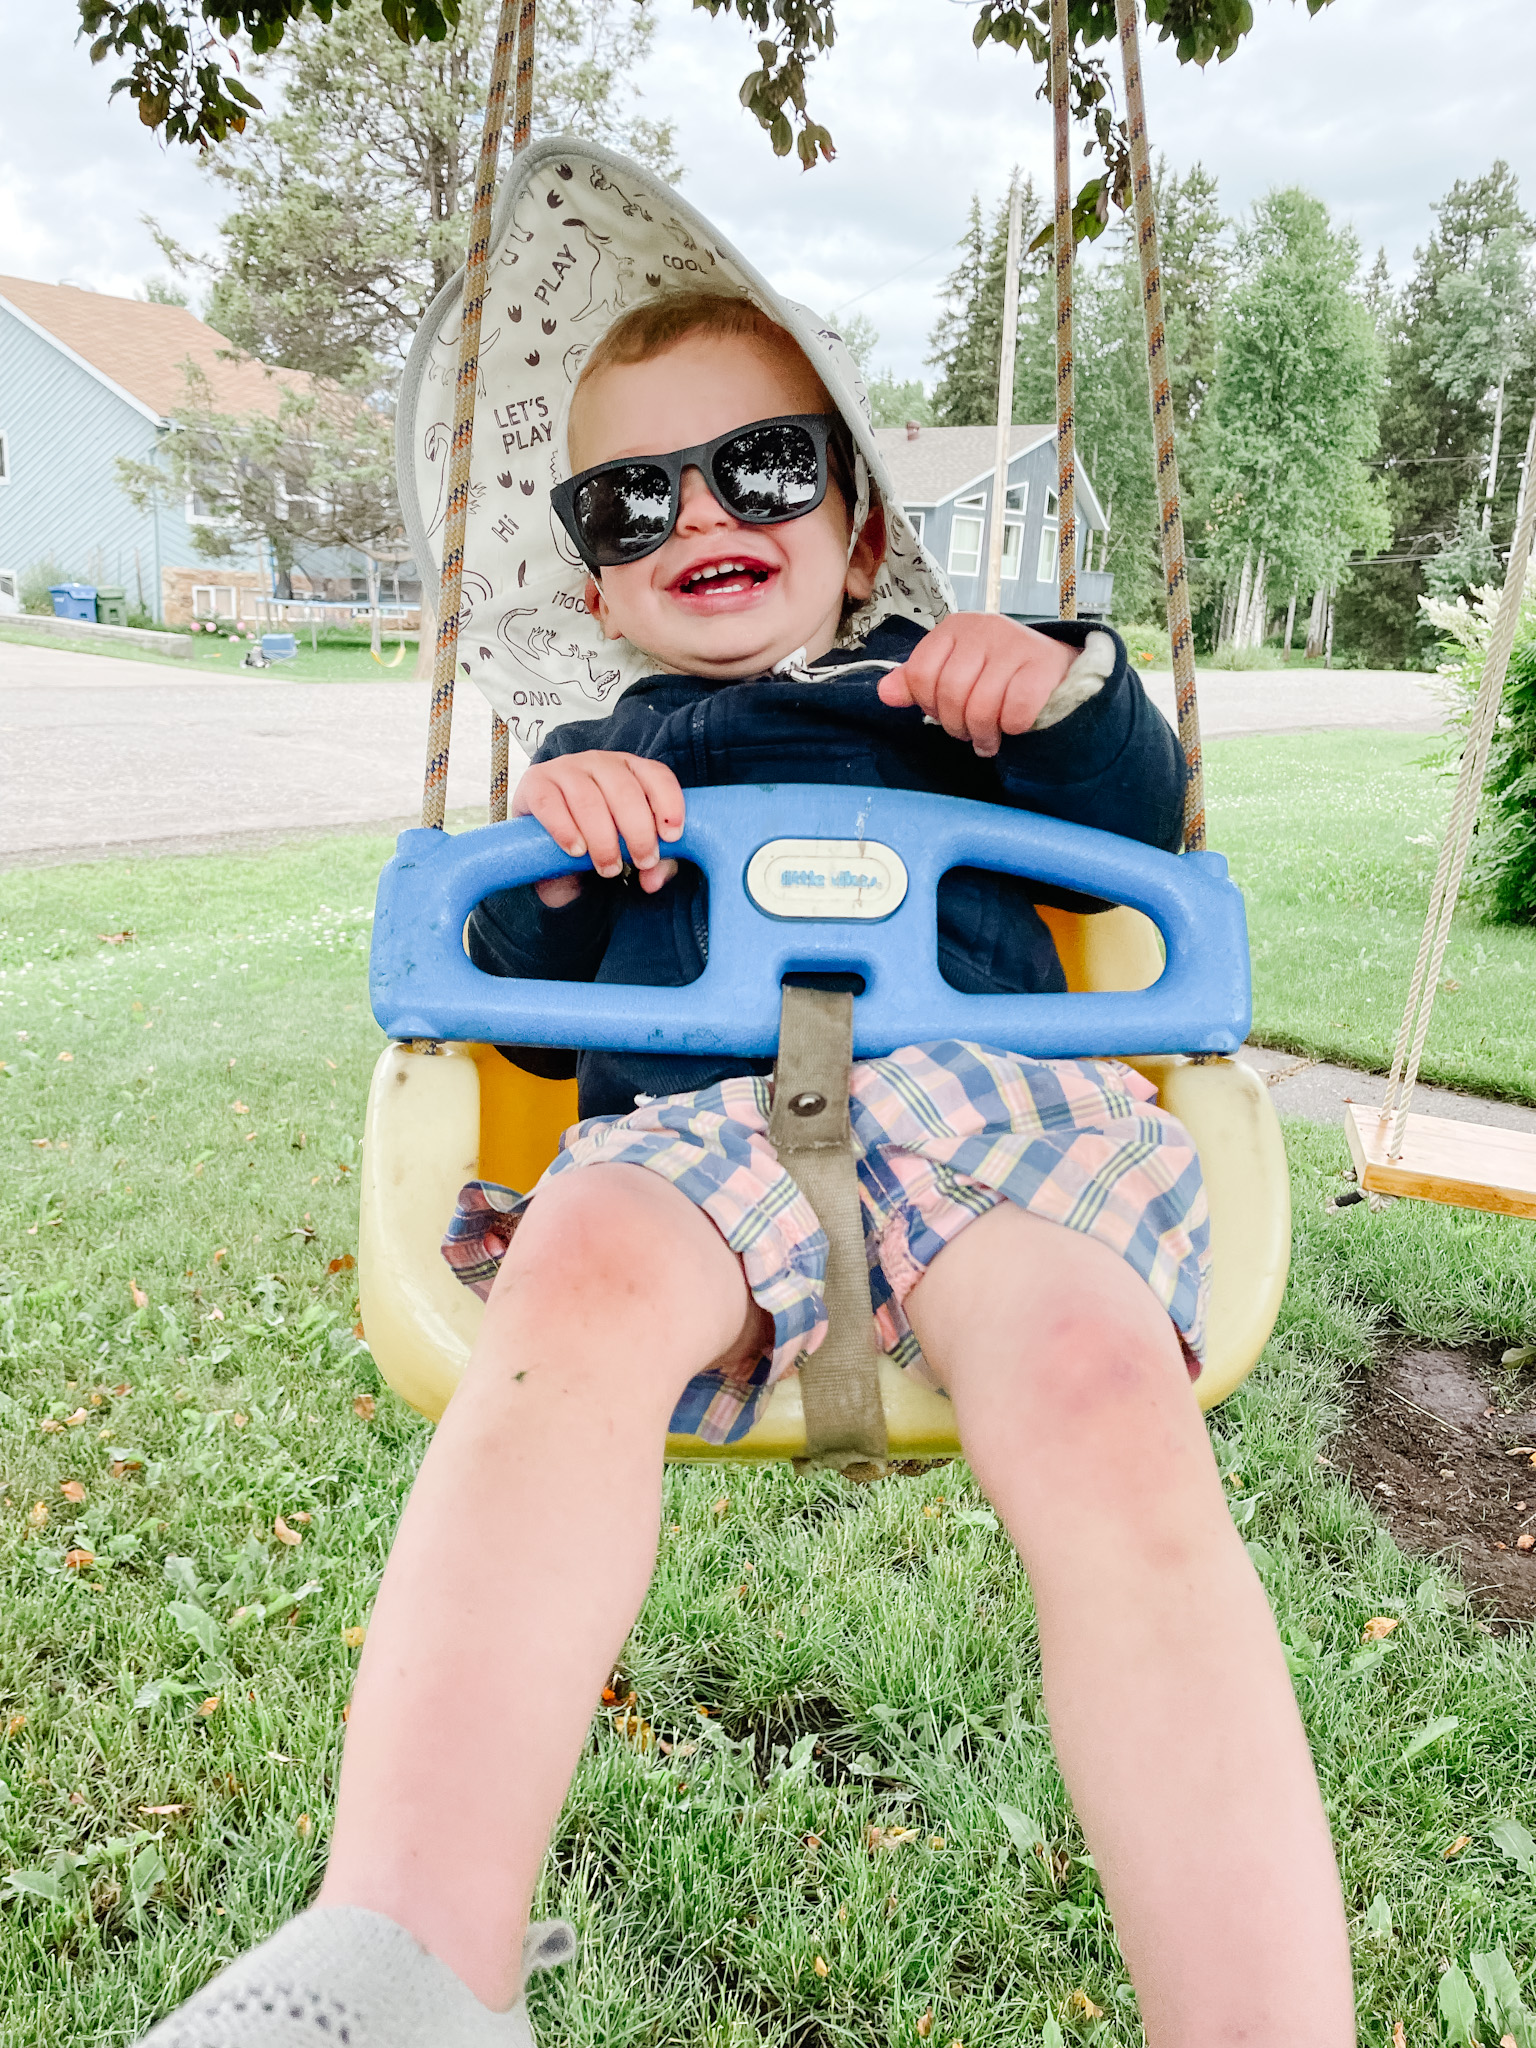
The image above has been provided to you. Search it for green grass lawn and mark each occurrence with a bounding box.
[0,620,418,685]
[3,794,1536,2043]
[1212,730,1536,1104]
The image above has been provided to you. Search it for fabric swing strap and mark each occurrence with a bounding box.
[769,986,889,1476]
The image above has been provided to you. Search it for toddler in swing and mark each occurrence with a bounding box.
[140,288,1355,2047]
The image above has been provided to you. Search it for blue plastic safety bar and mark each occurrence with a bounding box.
[370,783,1250,1059]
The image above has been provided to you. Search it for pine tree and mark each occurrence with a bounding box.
[926,184,1052,429]
[1202,189,1388,637]
[1336,162,1536,666]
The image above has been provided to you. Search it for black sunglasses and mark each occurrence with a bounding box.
[551,413,842,571]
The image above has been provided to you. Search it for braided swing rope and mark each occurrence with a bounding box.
[1050,0,1077,622]
[489,0,540,825]
[1114,0,1206,852]
[420,0,523,832]
[1381,402,1536,1159]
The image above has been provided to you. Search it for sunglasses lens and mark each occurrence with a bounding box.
[713,422,820,522]
[573,462,673,563]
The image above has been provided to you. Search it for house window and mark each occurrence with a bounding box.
[904,507,926,543]
[276,472,328,524]
[0,431,9,483]
[0,570,17,605]
[1037,489,1061,584]
[1001,483,1028,581]
[192,585,240,621]
[947,492,986,579]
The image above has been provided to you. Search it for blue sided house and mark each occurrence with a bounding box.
[875,422,1113,621]
[0,276,370,626]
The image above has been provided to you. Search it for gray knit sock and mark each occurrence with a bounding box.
[133,1908,577,2047]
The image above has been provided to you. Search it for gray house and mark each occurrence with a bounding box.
[876,423,1113,620]
[0,277,377,626]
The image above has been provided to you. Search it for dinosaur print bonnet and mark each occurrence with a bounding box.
[396,136,952,760]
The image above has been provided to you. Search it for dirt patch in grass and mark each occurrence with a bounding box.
[1336,1345,1536,1625]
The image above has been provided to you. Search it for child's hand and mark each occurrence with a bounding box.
[877,615,1078,757]
[512,751,684,907]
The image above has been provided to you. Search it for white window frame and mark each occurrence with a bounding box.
[0,569,17,606]
[1001,482,1028,581]
[0,430,10,483]
[947,492,987,580]
[903,506,926,543]
[1037,523,1060,584]
[275,469,330,525]
[186,485,240,527]
[192,584,241,621]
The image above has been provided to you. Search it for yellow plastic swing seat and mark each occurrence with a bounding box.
[358,904,1291,1451]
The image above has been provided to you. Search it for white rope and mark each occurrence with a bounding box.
[1381,403,1536,1157]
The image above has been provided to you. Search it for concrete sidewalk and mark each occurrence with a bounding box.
[1238,1045,1536,1138]
[1,640,1449,868]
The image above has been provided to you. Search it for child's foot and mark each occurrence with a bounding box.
[133,1908,576,2046]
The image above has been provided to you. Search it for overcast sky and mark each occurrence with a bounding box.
[3,0,1533,384]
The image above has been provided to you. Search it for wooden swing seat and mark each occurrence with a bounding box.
[359,903,1292,1448]
[1344,1102,1536,1221]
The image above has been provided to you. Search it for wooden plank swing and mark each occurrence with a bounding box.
[1344,406,1536,1220]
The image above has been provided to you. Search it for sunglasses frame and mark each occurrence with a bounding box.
[551,412,840,572]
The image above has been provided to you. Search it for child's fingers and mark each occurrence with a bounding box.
[929,643,989,741]
[962,664,1011,755]
[592,759,669,873]
[636,858,679,895]
[625,757,687,843]
[558,773,630,877]
[514,775,587,858]
[876,666,918,708]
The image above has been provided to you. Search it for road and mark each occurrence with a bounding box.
[0,639,1449,867]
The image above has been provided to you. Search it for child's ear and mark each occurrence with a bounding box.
[845,502,887,604]
[584,573,626,642]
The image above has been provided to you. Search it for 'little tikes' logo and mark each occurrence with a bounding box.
[745,840,908,921]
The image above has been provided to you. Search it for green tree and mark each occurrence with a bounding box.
[154,0,676,381]
[927,184,1053,429]
[116,363,400,596]
[1336,162,1535,667]
[1201,187,1386,645]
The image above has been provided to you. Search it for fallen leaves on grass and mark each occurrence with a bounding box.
[1518,1535,1535,1553]
[1069,1992,1105,2020]
[352,1395,375,1421]
[27,1503,47,1528]
[272,1515,303,1547]
[6,1714,27,1737]
[712,1496,730,1518]
[140,1804,185,1817]
[97,931,135,945]
[342,1627,366,1649]
[1392,2024,1407,2048]
[130,1282,147,1309]
[916,2013,933,2038]
[296,1814,313,1839]
[231,1102,249,1116]
[64,1548,95,1571]
[867,1825,920,1852]
[1444,1834,1472,1858]
[196,1697,220,1718]
[812,1957,829,1979]
[57,1051,74,1063]
[328,1255,355,1274]
[610,1695,653,1751]
[1362,1617,1400,1642]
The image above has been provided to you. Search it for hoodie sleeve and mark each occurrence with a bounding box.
[990,621,1188,855]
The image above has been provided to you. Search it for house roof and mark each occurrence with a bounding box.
[874,422,1105,527]
[0,275,309,424]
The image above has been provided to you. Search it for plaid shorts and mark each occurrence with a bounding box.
[443,1042,1210,1446]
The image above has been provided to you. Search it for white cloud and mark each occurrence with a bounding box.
[4,0,1533,383]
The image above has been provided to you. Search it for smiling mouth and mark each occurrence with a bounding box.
[675,559,773,597]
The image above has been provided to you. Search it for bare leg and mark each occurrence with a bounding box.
[906,1204,1354,2048]
[321,1165,765,2011]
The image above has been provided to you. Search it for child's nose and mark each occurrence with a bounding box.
[676,465,734,531]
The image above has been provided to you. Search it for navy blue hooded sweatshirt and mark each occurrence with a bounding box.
[468,615,1186,1120]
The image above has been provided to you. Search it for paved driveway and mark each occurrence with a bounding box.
[1,640,1448,866]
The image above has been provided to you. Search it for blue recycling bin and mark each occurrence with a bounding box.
[50,584,97,622]
[260,633,298,660]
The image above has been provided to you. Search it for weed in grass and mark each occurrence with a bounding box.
[7,837,1536,2042]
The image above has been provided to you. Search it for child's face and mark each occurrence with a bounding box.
[569,327,885,680]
